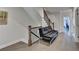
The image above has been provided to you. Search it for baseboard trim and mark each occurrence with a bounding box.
[20,39,28,44]
[74,39,79,42]
[0,40,21,49]
[0,38,39,49]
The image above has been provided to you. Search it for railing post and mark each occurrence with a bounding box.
[28,25,32,46]
[52,23,54,30]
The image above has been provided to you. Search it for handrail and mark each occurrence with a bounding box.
[43,8,50,26]
[43,8,54,30]
[31,26,42,29]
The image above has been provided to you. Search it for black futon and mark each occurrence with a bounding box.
[39,26,58,44]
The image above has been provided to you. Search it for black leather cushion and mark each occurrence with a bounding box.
[39,26,52,36]
[44,30,58,38]
[39,26,58,43]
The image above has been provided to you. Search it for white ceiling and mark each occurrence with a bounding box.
[45,7,73,14]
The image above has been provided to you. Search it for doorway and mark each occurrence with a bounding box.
[64,16,71,36]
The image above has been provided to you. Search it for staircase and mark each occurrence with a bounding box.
[43,8,54,30]
[28,8,55,46]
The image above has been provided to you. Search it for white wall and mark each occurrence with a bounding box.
[24,7,41,27]
[23,7,42,43]
[74,7,79,42]
[70,8,77,41]
[0,7,39,49]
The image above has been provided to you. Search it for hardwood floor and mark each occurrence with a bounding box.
[0,33,79,51]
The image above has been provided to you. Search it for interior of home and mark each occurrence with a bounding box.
[0,7,79,51]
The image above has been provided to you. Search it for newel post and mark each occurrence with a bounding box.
[28,25,32,46]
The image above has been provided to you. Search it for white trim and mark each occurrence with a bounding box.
[74,37,79,42]
[0,38,28,49]
[20,39,28,44]
[0,38,39,49]
[74,40,79,42]
[0,39,21,49]
[0,36,41,49]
